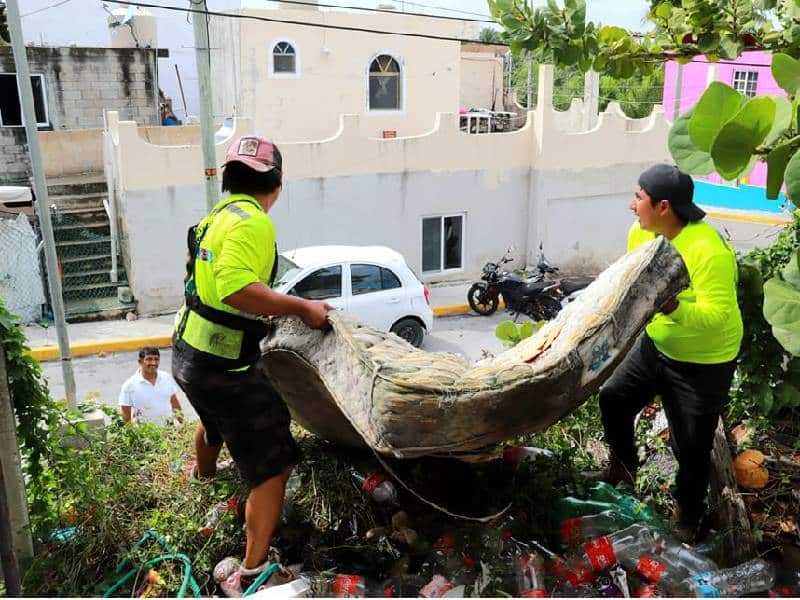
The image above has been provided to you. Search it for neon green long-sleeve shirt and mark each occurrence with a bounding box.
[628,221,742,364]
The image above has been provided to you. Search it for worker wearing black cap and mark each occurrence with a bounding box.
[590,164,743,543]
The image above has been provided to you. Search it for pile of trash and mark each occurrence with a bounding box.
[196,443,796,598]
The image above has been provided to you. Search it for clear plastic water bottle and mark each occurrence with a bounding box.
[200,497,239,537]
[350,468,398,505]
[578,523,658,573]
[560,510,633,547]
[673,558,776,597]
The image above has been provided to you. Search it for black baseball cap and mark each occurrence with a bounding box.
[638,164,705,222]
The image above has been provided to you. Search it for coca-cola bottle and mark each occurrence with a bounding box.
[578,523,658,574]
[515,552,548,597]
[419,531,463,580]
[479,515,519,559]
[559,510,633,547]
[381,574,429,597]
[200,497,239,537]
[673,558,776,597]
[350,468,398,505]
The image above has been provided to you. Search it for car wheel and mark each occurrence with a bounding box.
[391,317,425,348]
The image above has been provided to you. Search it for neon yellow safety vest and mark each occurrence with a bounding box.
[627,221,742,364]
[175,194,276,363]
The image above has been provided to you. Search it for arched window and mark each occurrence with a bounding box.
[369,55,401,110]
[273,41,296,74]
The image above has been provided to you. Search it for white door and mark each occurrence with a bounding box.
[346,263,405,331]
[287,264,347,311]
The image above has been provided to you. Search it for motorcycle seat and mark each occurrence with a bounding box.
[522,280,551,295]
[559,277,594,295]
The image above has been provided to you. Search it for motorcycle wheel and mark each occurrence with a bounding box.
[467,283,499,316]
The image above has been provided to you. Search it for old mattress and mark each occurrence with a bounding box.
[259,237,688,459]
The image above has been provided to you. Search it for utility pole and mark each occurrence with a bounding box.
[6,0,77,409]
[190,0,219,212]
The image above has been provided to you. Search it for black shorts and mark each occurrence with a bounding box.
[172,339,300,487]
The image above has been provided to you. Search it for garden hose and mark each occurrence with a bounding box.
[103,530,201,598]
[243,563,280,596]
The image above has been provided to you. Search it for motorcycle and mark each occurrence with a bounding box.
[468,245,595,320]
[467,246,563,321]
[532,250,594,309]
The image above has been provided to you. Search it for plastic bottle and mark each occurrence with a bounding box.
[673,558,776,597]
[419,574,455,597]
[578,523,658,573]
[587,482,666,529]
[554,497,621,521]
[381,574,429,597]
[480,515,518,558]
[200,497,239,537]
[350,468,398,505]
[515,552,548,597]
[559,510,633,547]
[419,531,463,580]
[330,574,367,597]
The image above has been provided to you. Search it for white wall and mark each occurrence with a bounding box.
[104,65,789,316]
[101,69,688,313]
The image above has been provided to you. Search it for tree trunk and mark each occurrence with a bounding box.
[709,419,755,565]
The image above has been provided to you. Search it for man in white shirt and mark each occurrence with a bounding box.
[119,347,183,425]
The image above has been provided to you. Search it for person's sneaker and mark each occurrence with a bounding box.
[216,548,283,597]
[582,458,637,487]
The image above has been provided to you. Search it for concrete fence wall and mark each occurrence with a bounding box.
[104,65,785,316]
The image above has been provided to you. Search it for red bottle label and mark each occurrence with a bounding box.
[432,532,455,553]
[361,473,387,495]
[521,590,548,597]
[636,556,666,583]
[560,517,584,545]
[332,575,364,597]
[634,584,660,598]
[565,559,594,585]
[583,536,617,571]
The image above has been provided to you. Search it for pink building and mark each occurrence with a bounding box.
[663,52,789,213]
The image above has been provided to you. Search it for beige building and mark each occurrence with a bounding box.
[209,5,506,141]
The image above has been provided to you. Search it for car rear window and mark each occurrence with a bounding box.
[351,264,402,295]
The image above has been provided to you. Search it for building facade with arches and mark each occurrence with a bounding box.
[209,6,502,141]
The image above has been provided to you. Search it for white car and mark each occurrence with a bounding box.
[273,246,433,347]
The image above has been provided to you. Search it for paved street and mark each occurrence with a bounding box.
[40,311,511,419]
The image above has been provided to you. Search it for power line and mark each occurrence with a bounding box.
[20,0,75,17]
[253,0,496,24]
[103,0,510,46]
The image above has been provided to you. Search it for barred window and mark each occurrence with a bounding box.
[273,41,296,74]
[369,55,401,110]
